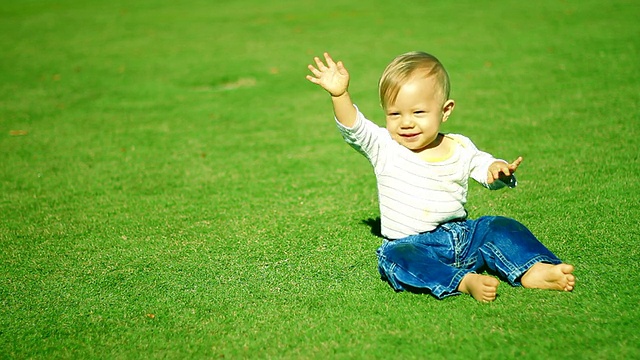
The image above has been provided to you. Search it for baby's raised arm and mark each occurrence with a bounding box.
[306,52,357,127]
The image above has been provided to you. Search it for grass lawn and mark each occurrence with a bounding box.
[1,0,639,358]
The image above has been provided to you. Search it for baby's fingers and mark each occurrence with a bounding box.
[313,56,328,71]
[336,61,349,76]
[487,168,500,183]
[508,156,524,171]
[511,156,523,167]
[494,166,510,178]
[305,74,319,84]
[323,52,337,67]
[307,64,322,77]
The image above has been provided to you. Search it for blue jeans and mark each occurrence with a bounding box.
[376,216,562,299]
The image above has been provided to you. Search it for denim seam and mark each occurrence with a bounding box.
[378,254,403,291]
[444,218,472,297]
[484,242,518,277]
[441,269,468,299]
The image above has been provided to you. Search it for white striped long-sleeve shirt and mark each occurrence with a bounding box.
[337,107,516,239]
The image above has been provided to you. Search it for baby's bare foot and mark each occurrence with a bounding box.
[521,262,575,291]
[458,273,500,302]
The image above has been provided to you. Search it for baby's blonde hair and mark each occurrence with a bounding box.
[378,51,451,109]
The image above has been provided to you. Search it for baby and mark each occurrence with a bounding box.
[306,52,575,302]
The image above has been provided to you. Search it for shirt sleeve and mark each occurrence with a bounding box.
[335,105,389,168]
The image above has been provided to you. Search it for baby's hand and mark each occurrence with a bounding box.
[306,52,350,97]
[487,157,523,184]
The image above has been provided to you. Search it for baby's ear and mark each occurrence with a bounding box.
[442,99,455,121]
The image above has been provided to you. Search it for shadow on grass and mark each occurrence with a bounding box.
[361,217,384,238]
[361,217,383,238]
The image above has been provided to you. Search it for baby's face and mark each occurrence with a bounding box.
[384,76,448,153]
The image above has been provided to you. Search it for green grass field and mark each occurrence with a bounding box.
[1,0,639,358]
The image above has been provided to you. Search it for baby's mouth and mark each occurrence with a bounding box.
[400,133,421,140]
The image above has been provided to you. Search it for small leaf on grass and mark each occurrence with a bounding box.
[194,77,258,92]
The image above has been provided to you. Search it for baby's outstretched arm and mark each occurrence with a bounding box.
[487,156,523,184]
[306,52,357,127]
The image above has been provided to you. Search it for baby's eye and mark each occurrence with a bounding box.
[388,112,400,117]
[414,110,426,115]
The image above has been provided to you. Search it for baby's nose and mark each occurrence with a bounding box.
[400,116,414,127]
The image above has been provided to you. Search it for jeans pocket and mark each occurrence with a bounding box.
[444,221,474,268]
